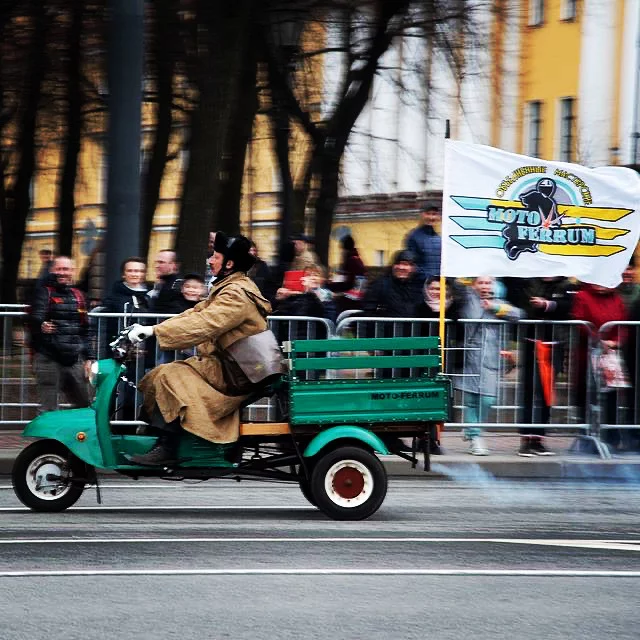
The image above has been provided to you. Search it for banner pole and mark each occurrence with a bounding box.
[438,120,450,372]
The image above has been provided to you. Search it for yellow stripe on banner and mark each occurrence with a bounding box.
[490,199,524,208]
[539,245,626,257]
[488,200,634,223]
[557,205,634,222]
[562,225,629,240]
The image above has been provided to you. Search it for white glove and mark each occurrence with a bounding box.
[126,323,155,344]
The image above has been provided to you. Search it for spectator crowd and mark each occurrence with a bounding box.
[27,200,640,457]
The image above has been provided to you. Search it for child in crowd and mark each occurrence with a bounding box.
[178,273,206,311]
[302,266,336,320]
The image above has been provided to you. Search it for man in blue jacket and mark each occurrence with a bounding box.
[405,204,441,281]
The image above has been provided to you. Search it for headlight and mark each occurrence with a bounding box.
[88,361,100,387]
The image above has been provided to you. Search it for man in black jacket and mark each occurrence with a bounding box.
[29,256,92,413]
[147,250,185,365]
[503,276,577,456]
[148,250,184,315]
[363,250,423,318]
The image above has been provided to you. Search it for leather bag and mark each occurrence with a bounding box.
[219,329,284,396]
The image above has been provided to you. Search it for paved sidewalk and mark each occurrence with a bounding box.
[1,429,639,479]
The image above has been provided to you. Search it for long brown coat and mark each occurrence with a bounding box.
[139,272,271,443]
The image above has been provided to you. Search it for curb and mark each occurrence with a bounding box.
[380,455,640,480]
[2,450,640,481]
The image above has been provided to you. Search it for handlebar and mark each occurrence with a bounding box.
[109,329,135,360]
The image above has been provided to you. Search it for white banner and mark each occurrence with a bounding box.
[441,141,640,287]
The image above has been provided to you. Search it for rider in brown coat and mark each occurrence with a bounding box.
[126,233,271,465]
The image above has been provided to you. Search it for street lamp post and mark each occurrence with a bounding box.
[631,5,640,165]
[104,0,144,289]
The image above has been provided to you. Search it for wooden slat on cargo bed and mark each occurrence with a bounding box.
[239,422,291,436]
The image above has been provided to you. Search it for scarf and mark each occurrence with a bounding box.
[424,287,452,313]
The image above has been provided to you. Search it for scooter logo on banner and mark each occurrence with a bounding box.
[448,164,634,261]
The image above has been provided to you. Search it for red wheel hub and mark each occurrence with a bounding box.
[332,466,365,499]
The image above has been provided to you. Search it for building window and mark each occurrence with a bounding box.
[375,249,385,267]
[526,101,543,158]
[560,0,577,21]
[528,0,544,26]
[559,97,575,162]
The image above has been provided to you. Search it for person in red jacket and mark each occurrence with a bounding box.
[571,283,628,448]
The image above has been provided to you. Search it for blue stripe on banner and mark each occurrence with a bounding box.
[450,216,503,231]
[450,235,505,249]
[450,196,492,211]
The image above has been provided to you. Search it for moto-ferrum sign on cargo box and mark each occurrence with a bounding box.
[289,379,450,425]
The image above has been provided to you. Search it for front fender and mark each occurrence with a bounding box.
[303,425,389,458]
[23,408,105,468]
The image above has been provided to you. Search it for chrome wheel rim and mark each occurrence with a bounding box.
[324,459,372,508]
[25,454,73,501]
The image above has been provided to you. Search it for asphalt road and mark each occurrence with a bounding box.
[1,477,639,640]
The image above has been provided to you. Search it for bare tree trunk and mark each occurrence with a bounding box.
[140,0,175,257]
[57,0,84,256]
[310,3,407,265]
[311,148,343,266]
[271,107,296,255]
[263,1,409,266]
[216,33,258,236]
[0,2,47,303]
[175,0,254,274]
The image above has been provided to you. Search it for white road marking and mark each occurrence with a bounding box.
[496,539,640,552]
[0,505,312,511]
[0,537,638,552]
[0,485,205,490]
[1,569,639,578]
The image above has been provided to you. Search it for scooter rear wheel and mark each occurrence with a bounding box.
[12,439,87,512]
[310,445,387,520]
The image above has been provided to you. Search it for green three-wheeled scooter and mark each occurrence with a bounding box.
[12,331,450,520]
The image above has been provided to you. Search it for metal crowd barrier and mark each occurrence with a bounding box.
[595,321,640,450]
[0,309,33,426]
[89,310,335,425]
[0,309,335,429]
[3,306,637,456]
[336,315,598,441]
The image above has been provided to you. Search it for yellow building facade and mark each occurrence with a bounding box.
[17,1,640,280]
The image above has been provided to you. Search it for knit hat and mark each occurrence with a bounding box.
[392,249,416,265]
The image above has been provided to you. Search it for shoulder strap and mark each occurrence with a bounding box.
[212,282,269,319]
[70,287,88,324]
[44,286,53,315]
[244,289,269,319]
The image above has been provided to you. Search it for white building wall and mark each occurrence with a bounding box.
[419,46,455,190]
[618,0,640,165]
[340,3,496,196]
[577,0,618,166]
[457,3,493,146]
[499,0,522,153]
[396,32,431,192]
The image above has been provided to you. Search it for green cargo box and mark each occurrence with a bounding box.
[286,336,451,426]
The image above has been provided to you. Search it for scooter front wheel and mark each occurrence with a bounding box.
[12,440,87,512]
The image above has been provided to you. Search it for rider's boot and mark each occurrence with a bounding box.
[130,432,179,466]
